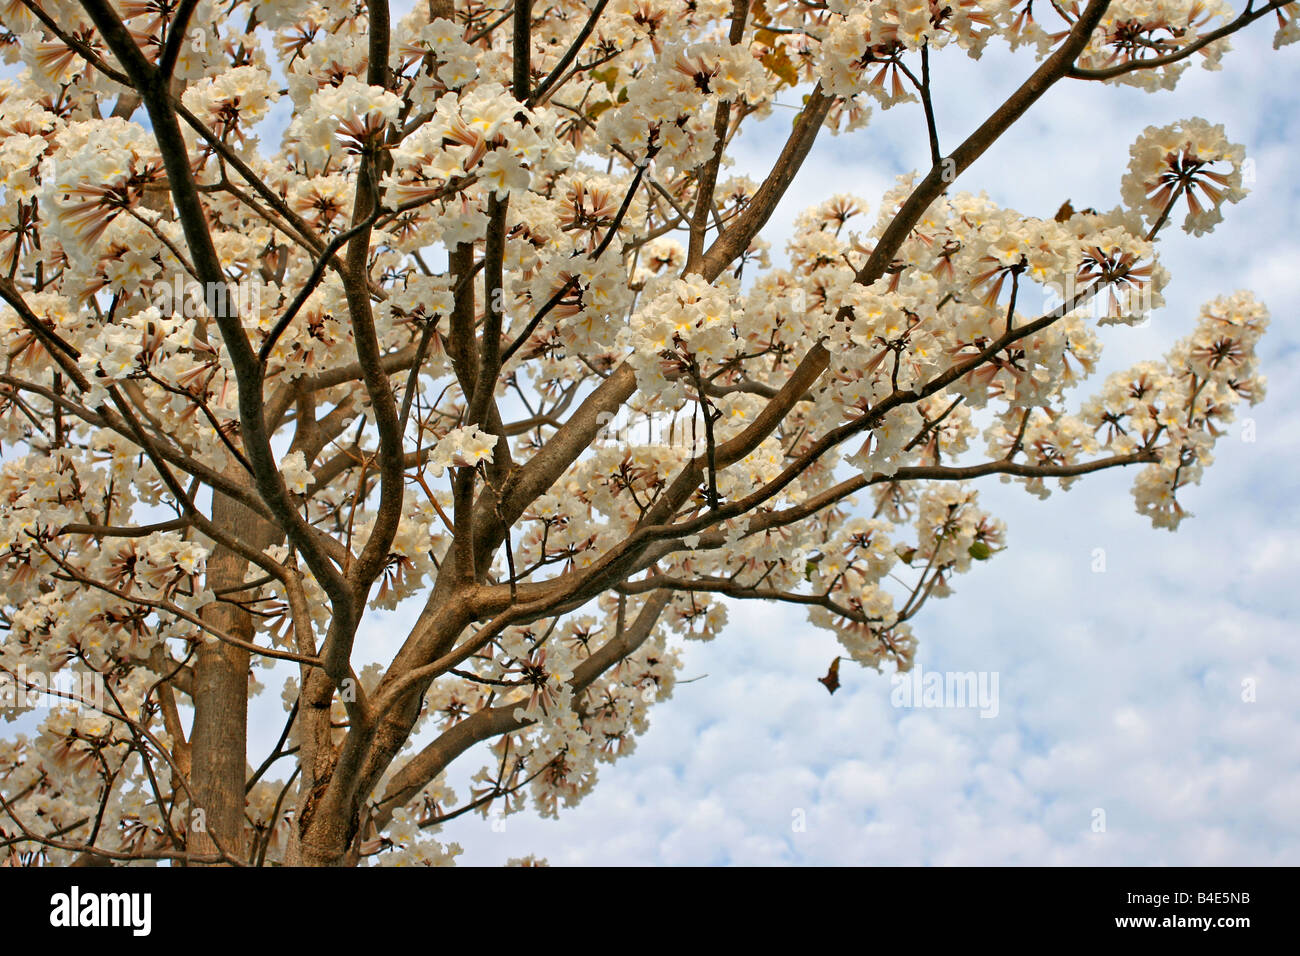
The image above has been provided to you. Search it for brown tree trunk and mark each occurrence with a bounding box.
[188,488,275,864]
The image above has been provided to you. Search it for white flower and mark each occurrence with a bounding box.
[428,425,497,477]
[280,451,312,493]
[288,76,401,167]
[1121,119,1247,236]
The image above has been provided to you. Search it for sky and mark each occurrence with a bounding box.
[421,24,1300,865]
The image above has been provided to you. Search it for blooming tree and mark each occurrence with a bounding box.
[0,0,1287,866]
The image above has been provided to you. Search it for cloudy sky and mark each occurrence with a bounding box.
[419,23,1300,865]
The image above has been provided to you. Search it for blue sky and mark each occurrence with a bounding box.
[424,24,1300,865]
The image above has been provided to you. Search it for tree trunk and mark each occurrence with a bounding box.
[188,488,275,864]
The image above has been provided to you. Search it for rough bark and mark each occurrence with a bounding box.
[188,487,277,863]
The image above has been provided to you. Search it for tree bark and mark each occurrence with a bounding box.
[188,487,277,864]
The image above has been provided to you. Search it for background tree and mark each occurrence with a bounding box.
[0,0,1287,866]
